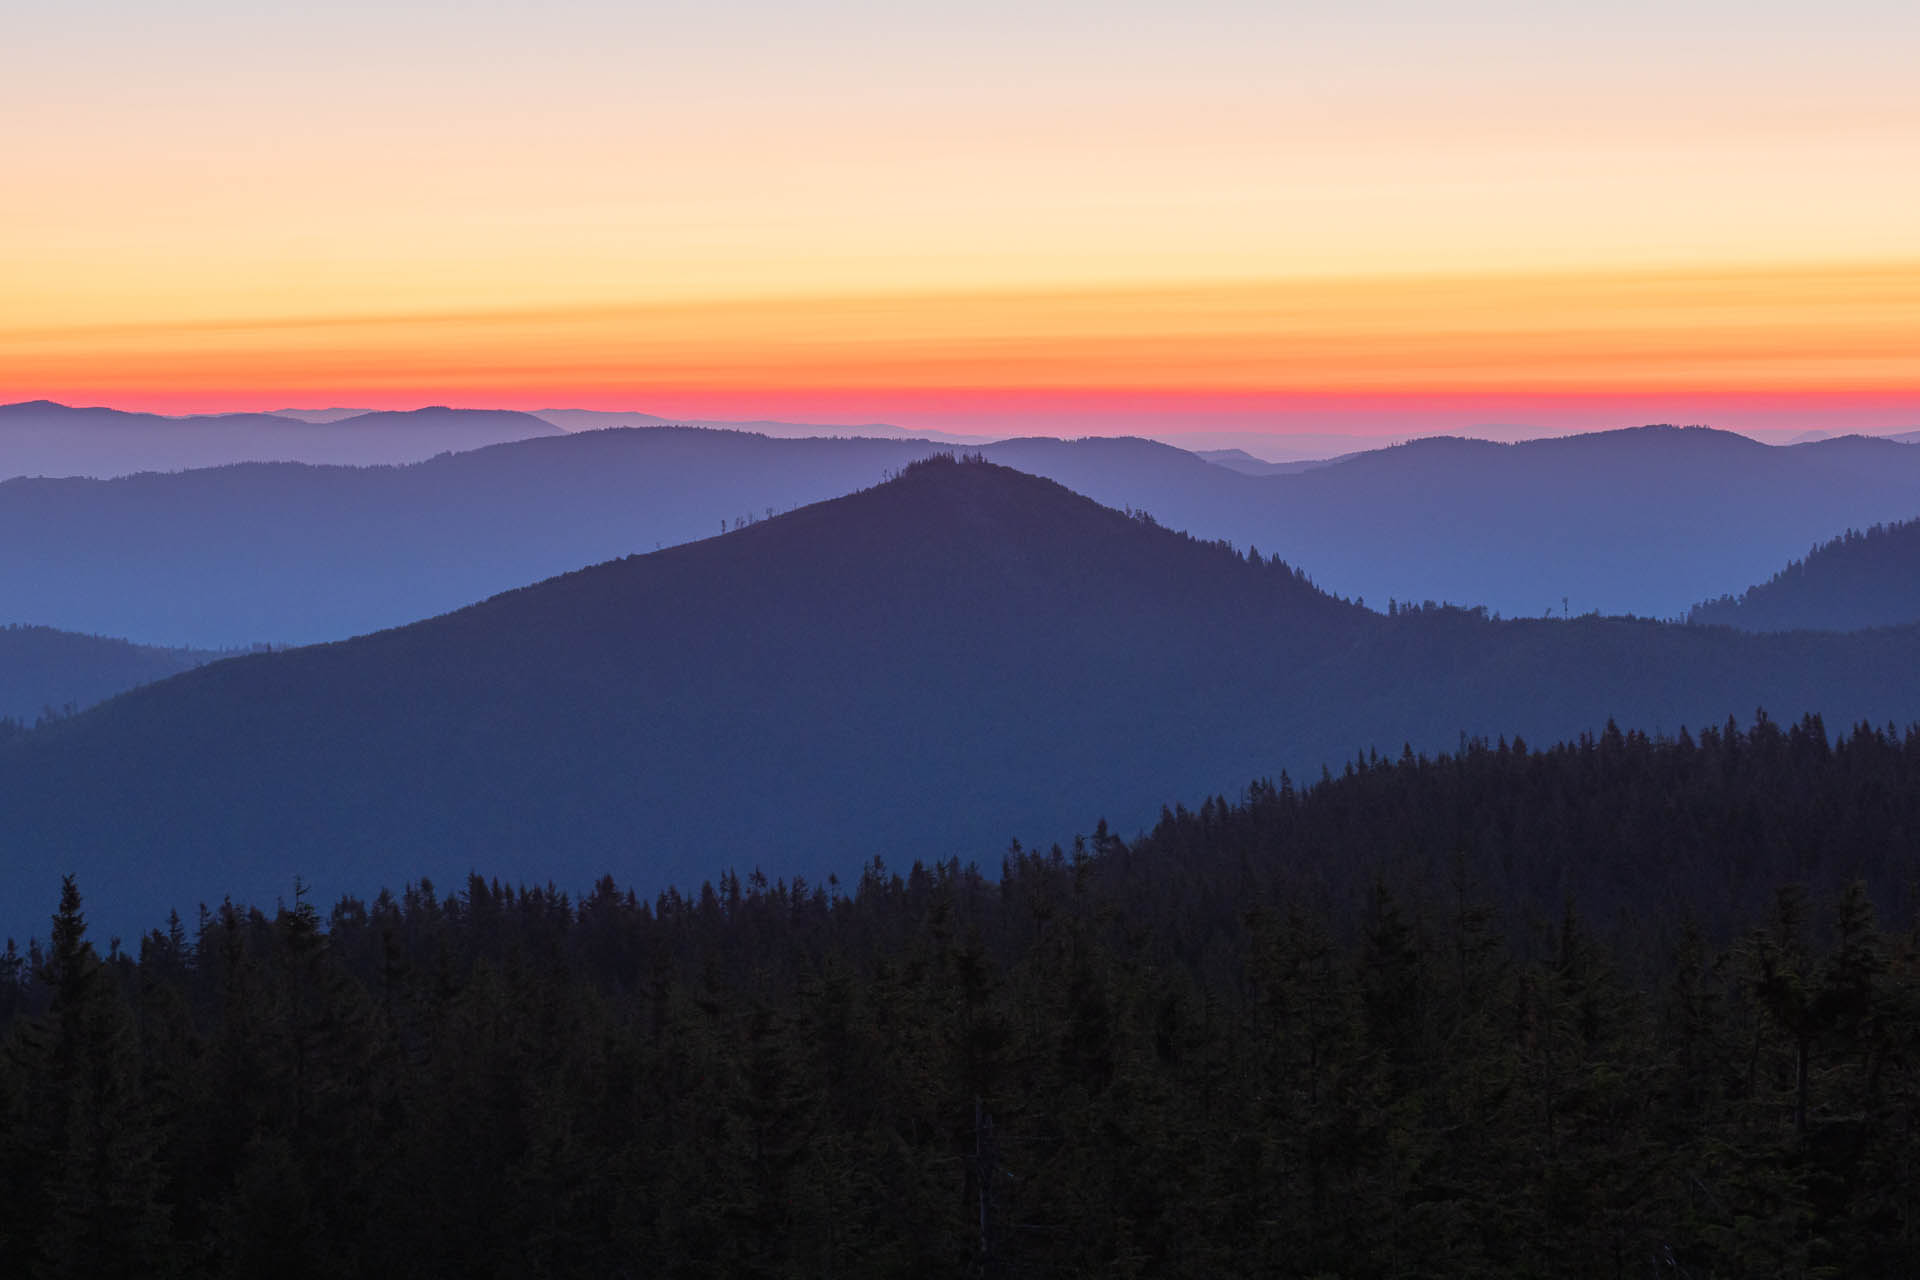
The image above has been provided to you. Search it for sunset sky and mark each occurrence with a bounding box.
[7,0,1919,436]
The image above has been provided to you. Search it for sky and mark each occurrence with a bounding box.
[6,0,1919,437]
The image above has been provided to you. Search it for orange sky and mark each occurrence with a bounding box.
[7,2,1919,433]
[9,265,1917,430]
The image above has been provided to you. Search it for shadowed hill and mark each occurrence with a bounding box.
[0,625,226,727]
[0,430,1231,646]
[1688,516,1920,632]
[0,459,1362,934]
[0,400,560,479]
[5,458,1920,941]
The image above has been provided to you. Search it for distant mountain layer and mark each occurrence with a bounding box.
[534,407,987,444]
[0,401,561,478]
[269,407,375,424]
[6,458,1919,942]
[1689,517,1920,632]
[1194,448,1338,476]
[0,429,944,645]
[6,422,1920,646]
[1237,428,1920,620]
[0,625,224,726]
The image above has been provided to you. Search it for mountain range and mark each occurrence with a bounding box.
[0,401,563,479]
[0,429,939,645]
[531,407,986,444]
[7,457,1919,943]
[1192,448,1342,476]
[4,423,1918,647]
[1235,428,1920,621]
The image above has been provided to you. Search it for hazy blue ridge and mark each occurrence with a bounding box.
[7,423,1920,648]
[5,457,1919,943]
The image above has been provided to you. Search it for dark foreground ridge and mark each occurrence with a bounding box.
[4,456,1920,941]
[4,715,1918,1276]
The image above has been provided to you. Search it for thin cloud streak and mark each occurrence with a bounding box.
[7,263,1916,433]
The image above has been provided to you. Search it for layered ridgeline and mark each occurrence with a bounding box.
[533,406,984,444]
[8,424,1920,646]
[1689,517,1920,632]
[5,457,1920,942]
[0,429,942,645]
[1237,427,1920,620]
[0,625,226,728]
[0,401,562,479]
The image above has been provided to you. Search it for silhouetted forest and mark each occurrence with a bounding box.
[1689,517,1920,633]
[4,714,1919,1277]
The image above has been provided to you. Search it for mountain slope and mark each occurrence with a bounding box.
[0,625,226,727]
[1688,517,1920,632]
[0,429,945,645]
[0,401,560,479]
[0,430,1249,646]
[6,458,1920,942]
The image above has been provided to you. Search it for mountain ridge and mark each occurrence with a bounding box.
[6,457,1920,942]
[6,418,1920,646]
[0,400,562,479]
[532,406,989,444]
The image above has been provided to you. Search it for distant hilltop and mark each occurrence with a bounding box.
[530,406,990,445]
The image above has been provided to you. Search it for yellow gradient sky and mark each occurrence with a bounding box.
[7,1,1919,432]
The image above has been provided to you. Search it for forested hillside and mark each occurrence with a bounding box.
[4,716,1917,1277]
[1689,517,1920,632]
[6,457,1920,944]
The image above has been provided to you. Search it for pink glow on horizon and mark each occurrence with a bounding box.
[38,387,1916,441]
